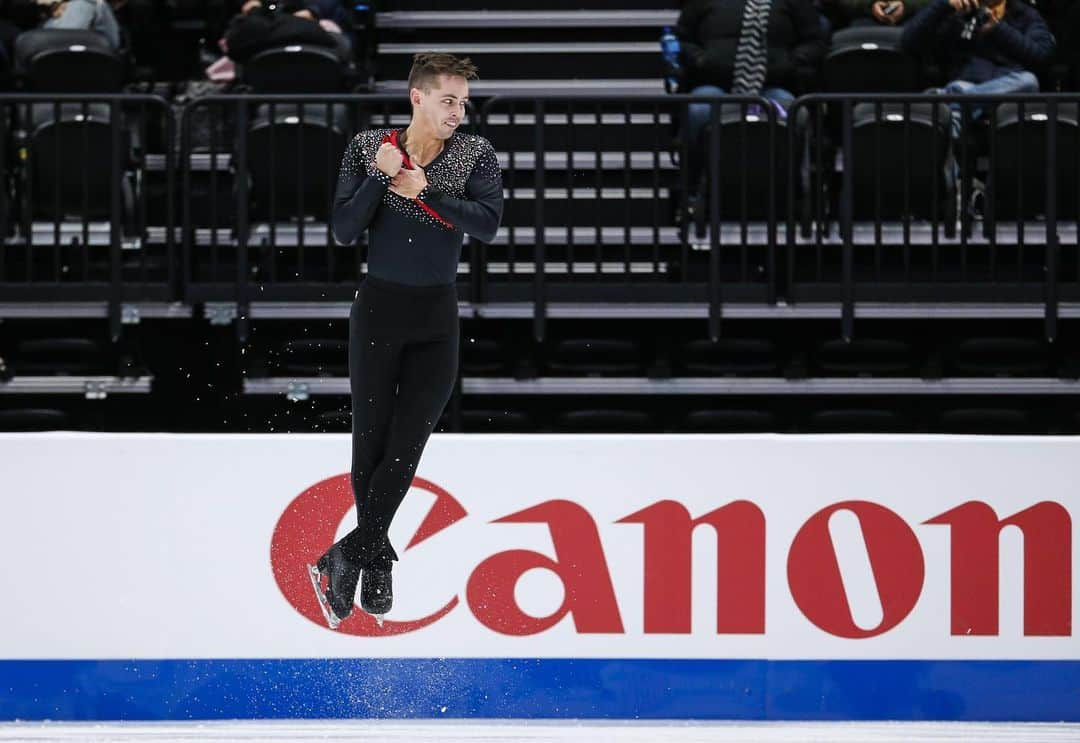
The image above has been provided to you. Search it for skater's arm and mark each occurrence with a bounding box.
[331,134,392,245]
[416,137,504,243]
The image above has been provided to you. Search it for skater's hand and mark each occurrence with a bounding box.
[375,142,404,178]
[389,166,428,199]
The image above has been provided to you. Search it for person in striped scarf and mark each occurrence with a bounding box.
[675,0,828,149]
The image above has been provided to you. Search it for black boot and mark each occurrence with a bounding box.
[307,543,361,629]
[359,561,393,622]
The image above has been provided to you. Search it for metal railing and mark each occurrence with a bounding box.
[0,90,1077,343]
[788,93,1080,342]
[478,93,779,343]
[0,94,174,339]
[178,93,482,340]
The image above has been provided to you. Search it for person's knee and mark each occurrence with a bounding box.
[1007,70,1039,93]
[689,85,725,113]
[945,80,975,94]
[691,84,726,97]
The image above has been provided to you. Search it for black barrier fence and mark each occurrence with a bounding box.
[1,91,1078,341]
[179,94,426,341]
[477,93,778,343]
[0,94,174,339]
[788,93,1080,342]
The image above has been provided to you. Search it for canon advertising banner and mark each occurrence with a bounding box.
[0,432,1076,721]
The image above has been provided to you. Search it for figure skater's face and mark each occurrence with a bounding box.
[410,75,469,139]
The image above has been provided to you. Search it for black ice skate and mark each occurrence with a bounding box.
[306,544,361,630]
[359,564,393,627]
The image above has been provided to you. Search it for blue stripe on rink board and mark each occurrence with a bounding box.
[0,659,1077,722]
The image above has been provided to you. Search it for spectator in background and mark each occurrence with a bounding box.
[33,0,121,49]
[675,0,827,148]
[302,0,351,35]
[901,0,1055,135]
[827,0,933,27]
[223,0,350,64]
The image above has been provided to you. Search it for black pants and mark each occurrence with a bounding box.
[334,274,459,570]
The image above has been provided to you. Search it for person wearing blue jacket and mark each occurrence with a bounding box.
[901,0,1056,134]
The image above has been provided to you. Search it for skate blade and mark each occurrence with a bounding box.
[374,613,385,627]
[306,563,341,630]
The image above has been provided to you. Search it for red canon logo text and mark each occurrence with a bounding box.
[272,475,1072,639]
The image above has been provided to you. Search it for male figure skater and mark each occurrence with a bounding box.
[308,52,503,628]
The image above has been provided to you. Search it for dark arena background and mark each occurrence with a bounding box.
[0,0,1078,740]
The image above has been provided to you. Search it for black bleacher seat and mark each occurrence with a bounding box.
[823,27,921,94]
[241,44,348,94]
[463,408,534,432]
[678,338,781,376]
[12,31,135,227]
[270,338,347,377]
[948,337,1052,377]
[25,102,134,221]
[848,102,956,230]
[13,29,125,92]
[937,407,1035,434]
[556,408,655,432]
[546,338,644,376]
[679,408,779,432]
[987,102,1079,223]
[803,408,909,433]
[246,103,349,223]
[13,337,108,375]
[691,103,797,229]
[813,338,918,377]
[0,408,73,431]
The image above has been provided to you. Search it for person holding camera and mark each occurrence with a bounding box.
[901,0,1055,134]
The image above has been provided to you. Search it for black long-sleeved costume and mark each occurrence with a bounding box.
[331,128,504,286]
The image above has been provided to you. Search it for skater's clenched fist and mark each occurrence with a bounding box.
[375,143,404,178]
[390,166,428,199]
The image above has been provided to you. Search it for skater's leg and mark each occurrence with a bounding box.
[354,324,460,568]
[332,292,401,568]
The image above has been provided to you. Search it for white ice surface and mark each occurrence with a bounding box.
[1,720,1079,742]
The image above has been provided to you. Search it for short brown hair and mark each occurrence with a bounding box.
[407,52,479,93]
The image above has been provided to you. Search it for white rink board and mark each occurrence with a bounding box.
[0,432,1076,660]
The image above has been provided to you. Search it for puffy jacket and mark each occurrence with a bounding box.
[224,6,343,63]
[675,0,828,93]
[900,0,1056,83]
